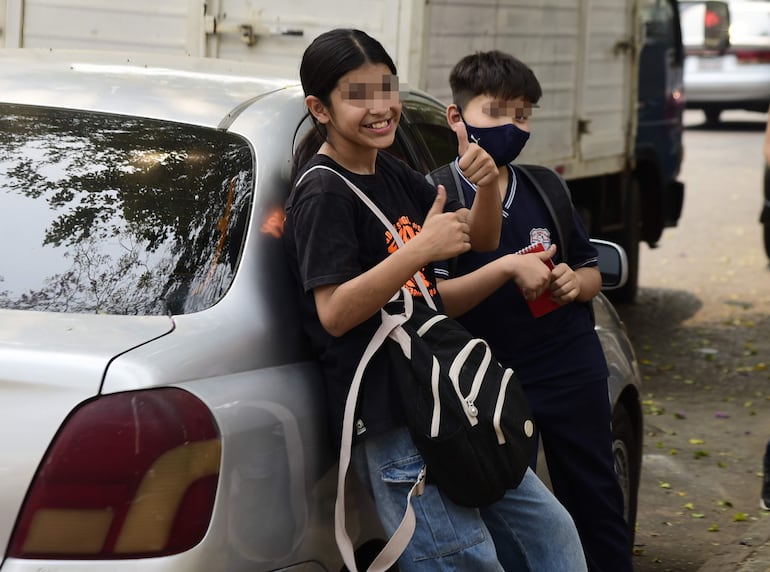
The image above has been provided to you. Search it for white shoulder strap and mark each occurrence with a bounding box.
[295,164,437,310]
[295,165,434,570]
[334,288,425,572]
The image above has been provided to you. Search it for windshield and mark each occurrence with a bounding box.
[0,104,253,315]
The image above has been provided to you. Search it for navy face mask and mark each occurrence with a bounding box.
[460,113,531,166]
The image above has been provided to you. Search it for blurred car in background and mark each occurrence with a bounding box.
[0,49,643,571]
[679,0,770,124]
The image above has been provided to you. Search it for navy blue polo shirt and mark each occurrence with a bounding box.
[435,161,608,387]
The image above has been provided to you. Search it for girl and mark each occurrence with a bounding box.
[283,28,586,572]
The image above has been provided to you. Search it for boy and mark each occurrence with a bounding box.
[434,50,633,572]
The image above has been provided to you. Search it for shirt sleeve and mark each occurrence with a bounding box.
[289,171,364,292]
[567,208,599,269]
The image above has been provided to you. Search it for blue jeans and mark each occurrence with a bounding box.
[352,426,587,571]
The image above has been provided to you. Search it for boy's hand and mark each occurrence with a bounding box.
[455,122,498,188]
[415,184,471,261]
[549,262,580,304]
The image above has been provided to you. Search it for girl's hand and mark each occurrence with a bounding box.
[455,122,498,188]
[549,262,581,304]
[507,245,556,301]
[415,185,471,261]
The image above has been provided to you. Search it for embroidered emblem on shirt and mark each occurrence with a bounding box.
[529,227,551,249]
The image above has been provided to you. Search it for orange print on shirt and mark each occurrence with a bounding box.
[384,216,437,299]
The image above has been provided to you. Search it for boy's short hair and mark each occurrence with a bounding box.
[449,50,542,109]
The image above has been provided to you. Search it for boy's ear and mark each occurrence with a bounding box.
[306,95,331,124]
[446,104,463,130]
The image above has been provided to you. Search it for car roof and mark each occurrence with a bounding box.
[0,48,302,128]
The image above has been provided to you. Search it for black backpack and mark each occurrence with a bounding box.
[426,162,574,257]
[383,289,536,506]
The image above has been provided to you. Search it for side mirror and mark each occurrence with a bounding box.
[590,239,628,290]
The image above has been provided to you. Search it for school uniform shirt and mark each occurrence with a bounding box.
[435,161,609,387]
[284,151,462,446]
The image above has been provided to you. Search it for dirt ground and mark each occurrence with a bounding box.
[619,280,770,571]
[614,110,770,572]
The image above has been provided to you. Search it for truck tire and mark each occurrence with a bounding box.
[608,178,640,304]
[704,107,722,125]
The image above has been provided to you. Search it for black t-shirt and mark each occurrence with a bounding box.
[284,151,461,445]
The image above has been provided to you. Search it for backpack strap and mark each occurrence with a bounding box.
[515,164,573,257]
[295,164,437,310]
[426,161,466,207]
[335,288,424,572]
[294,165,431,571]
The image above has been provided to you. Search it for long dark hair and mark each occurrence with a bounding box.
[290,28,397,184]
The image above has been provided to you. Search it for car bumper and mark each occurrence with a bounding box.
[683,56,770,104]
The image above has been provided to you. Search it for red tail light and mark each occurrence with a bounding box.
[8,388,221,560]
[704,9,722,29]
[732,49,770,64]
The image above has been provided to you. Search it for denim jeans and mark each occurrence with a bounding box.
[352,425,587,571]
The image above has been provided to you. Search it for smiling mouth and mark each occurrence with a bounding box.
[365,119,391,129]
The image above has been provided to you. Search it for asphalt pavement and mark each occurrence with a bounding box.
[697,513,770,572]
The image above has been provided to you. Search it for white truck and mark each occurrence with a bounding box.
[0,0,684,301]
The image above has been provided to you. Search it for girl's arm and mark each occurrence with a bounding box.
[314,188,471,337]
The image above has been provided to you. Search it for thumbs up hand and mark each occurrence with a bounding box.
[415,184,472,261]
[455,122,498,188]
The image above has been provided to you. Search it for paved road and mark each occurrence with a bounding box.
[616,109,770,572]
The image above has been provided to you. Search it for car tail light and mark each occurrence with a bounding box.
[731,48,770,64]
[8,388,221,560]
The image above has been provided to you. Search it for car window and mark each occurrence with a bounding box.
[0,104,253,315]
[400,96,458,172]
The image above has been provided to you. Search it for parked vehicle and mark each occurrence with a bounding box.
[0,0,687,303]
[0,49,642,571]
[679,0,770,124]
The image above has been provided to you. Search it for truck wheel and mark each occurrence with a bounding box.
[704,107,721,125]
[608,178,640,304]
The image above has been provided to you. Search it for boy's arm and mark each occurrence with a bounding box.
[453,124,502,251]
[437,247,556,318]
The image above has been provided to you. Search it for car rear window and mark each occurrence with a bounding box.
[0,104,253,315]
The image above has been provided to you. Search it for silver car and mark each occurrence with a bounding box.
[679,0,770,123]
[0,49,642,571]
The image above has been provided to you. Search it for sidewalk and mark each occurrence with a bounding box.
[697,513,770,572]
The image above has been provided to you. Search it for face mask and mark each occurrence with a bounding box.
[460,114,531,166]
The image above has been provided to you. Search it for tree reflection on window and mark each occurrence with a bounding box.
[0,104,254,315]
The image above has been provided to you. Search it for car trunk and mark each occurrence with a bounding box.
[0,311,172,558]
